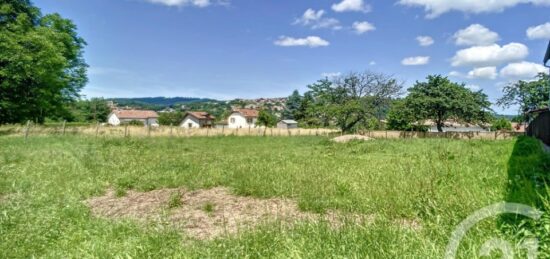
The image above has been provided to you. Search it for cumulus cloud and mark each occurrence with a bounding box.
[451,43,529,67]
[467,67,497,80]
[402,56,430,66]
[398,0,550,18]
[332,0,371,13]
[274,36,330,48]
[321,72,342,78]
[500,61,548,79]
[453,24,500,46]
[449,71,463,77]
[294,9,342,30]
[526,22,550,40]
[145,0,219,7]
[416,36,434,47]
[352,21,376,34]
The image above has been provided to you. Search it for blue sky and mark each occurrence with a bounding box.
[34,0,550,114]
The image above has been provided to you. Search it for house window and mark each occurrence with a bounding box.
[230,118,236,124]
[247,118,253,124]
[188,123,193,128]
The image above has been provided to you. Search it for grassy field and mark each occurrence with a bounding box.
[0,135,548,258]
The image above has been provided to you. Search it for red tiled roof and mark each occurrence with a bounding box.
[113,110,159,119]
[233,109,259,118]
[186,111,215,120]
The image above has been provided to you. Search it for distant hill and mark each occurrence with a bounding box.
[108,97,217,110]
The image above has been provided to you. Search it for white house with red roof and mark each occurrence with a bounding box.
[227,109,259,128]
[108,110,159,126]
[180,111,215,128]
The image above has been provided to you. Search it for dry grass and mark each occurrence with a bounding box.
[85,187,395,240]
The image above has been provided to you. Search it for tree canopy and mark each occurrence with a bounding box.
[0,0,88,124]
[389,75,492,132]
[497,73,549,115]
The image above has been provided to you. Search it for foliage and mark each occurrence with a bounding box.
[283,90,302,120]
[257,109,277,127]
[158,112,184,126]
[401,75,492,132]
[0,0,88,124]
[298,71,403,132]
[497,73,549,114]
[109,97,214,111]
[182,101,230,122]
[386,99,428,132]
[120,120,145,126]
[65,98,111,123]
[490,118,512,131]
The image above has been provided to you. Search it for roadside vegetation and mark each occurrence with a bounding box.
[1,135,548,257]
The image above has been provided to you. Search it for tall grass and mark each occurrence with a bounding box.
[0,135,546,258]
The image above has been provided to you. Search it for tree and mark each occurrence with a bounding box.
[491,118,512,132]
[67,98,110,122]
[283,90,302,120]
[0,0,88,124]
[158,112,184,126]
[497,73,549,116]
[302,71,403,132]
[403,75,492,132]
[257,109,277,127]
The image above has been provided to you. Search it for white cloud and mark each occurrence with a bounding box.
[465,84,481,91]
[401,56,430,66]
[352,21,376,34]
[467,66,497,80]
[416,36,434,47]
[398,0,550,18]
[500,61,548,79]
[451,43,529,67]
[369,61,377,66]
[449,71,463,77]
[526,22,550,40]
[332,0,371,13]
[145,0,219,7]
[321,72,342,78]
[274,36,330,48]
[294,9,342,30]
[453,24,500,46]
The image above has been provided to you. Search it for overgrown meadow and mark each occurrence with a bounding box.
[0,135,548,258]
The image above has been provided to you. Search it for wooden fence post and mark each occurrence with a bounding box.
[222,125,225,136]
[24,120,31,141]
[96,121,100,137]
[124,124,128,137]
[62,120,66,135]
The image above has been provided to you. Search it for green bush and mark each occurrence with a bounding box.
[491,118,512,131]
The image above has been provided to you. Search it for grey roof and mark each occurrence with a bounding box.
[279,120,298,124]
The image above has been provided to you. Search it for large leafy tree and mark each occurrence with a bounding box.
[0,0,88,124]
[302,71,402,132]
[66,98,111,123]
[400,75,492,132]
[257,109,277,127]
[282,90,302,120]
[497,73,549,115]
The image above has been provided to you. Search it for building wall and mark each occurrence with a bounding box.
[277,122,298,129]
[108,114,120,126]
[228,113,257,129]
[181,116,201,128]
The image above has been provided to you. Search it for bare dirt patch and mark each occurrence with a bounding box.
[332,135,373,143]
[85,187,417,240]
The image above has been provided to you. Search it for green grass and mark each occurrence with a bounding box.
[0,135,547,258]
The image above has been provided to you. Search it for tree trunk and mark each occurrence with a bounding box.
[436,122,444,132]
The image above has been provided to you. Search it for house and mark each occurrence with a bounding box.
[277,120,298,129]
[108,110,159,126]
[227,109,259,128]
[180,112,215,128]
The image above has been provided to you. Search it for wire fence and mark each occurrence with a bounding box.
[0,122,524,140]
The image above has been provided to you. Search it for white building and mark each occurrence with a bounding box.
[107,110,159,126]
[277,120,298,129]
[227,109,259,128]
[180,112,215,128]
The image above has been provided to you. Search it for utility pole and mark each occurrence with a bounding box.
[544,40,550,109]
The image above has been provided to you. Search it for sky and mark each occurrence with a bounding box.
[33,0,550,114]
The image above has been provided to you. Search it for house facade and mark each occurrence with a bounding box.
[108,110,159,126]
[180,112,215,128]
[227,109,259,128]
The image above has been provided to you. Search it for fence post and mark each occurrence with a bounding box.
[248,126,251,135]
[96,121,100,137]
[62,120,66,135]
[24,120,31,141]
[124,124,128,137]
[222,125,225,136]
[495,131,498,140]
[207,127,210,137]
